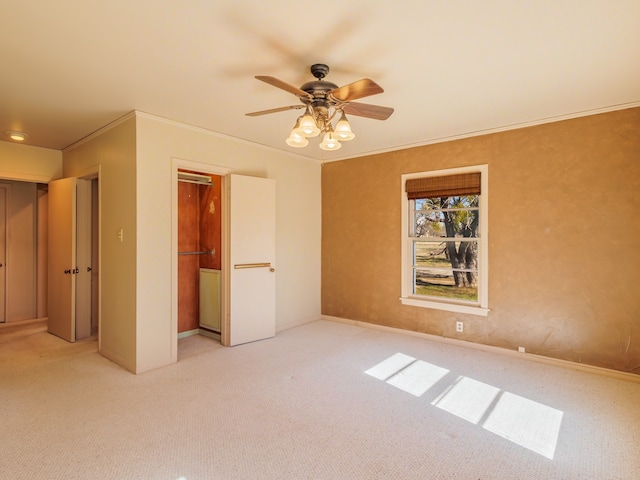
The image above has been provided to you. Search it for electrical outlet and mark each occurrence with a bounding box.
[456,321,463,333]
[518,346,525,353]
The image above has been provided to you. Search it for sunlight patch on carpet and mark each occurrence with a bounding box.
[483,392,564,459]
[364,352,417,381]
[365,353,564,459]
[365,353,449,397]
[385,360,450,397]
[432,376,500,424]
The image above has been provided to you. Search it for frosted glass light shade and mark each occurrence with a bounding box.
[334,112,355,141]
[286,132,309,148]
[295,113,320,137]
[319,132,341,151]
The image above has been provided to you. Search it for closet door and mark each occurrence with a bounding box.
[48,178,77,341]
[227,174,276,346]
[48,177,93,342]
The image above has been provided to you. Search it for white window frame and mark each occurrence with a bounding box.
[400,165,489,316]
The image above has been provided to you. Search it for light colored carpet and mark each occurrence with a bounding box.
[1,319,639,479]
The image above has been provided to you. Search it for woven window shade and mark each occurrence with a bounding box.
[406,172,481,199]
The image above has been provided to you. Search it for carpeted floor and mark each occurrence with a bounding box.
[1,319,639,479]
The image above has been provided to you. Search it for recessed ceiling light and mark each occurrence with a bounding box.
[6,131,28,142]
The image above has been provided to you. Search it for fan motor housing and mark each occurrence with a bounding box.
[300,80,339,98]
[299,63,338,107]
[300,80,339,115]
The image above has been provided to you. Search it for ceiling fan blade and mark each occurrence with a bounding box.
[330,78,384,102]
[245,105,305,116]
[255,76,313,100]
[342,102,394,120]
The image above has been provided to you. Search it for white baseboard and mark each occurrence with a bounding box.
[276,316,321,333]
[178,329,200,339]
[0,317,48,329]
[99,346,136,374]
[198,328,221,341]
[321,315,640,384]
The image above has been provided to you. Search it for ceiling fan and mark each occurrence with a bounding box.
[246,63,394,151]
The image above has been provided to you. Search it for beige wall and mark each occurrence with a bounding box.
[135,114,322,372]
[322,107,640,374]
[61,112,321,374]
[0,140,60,323]
[0,141,62,182]
[63,116,138,372]
[0,181,38,321]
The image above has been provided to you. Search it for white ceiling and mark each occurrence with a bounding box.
[2,1,639,162]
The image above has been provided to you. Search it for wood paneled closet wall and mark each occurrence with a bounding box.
[177,172,222,333]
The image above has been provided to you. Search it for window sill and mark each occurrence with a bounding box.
[399,296,490,316]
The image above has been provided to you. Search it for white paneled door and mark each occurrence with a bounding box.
[48,177,92,342]
[228,174,276,346]
[48,178,76,341]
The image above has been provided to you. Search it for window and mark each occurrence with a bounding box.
[401,166,489,316]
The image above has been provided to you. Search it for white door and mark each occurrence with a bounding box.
[228,174,276,346]
[48,177,92,342]
[75,179,92,340]
[0,186,6,323]
[48,178,77,341]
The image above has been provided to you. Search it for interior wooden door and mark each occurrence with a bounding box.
[227,174,276,346]
[48,177,77,341]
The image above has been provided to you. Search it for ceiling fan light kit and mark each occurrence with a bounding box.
[319,131,342,151]
[334,111,355,141]
[294,110,321,137]
[247,63,393,151]
[285,131,309,148]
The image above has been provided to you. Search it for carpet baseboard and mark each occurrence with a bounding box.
[178,329,199,339]
[198,328,221,340]
[99,346,137,374]
[276,316,321,333]
[321,315,640,384]
[0,318,48,344]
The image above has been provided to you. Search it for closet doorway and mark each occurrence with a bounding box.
[172,162,276,361]
[177,170,222,340]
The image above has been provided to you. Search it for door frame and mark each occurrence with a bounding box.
[72,165,101,348]
[0,183,9,323]
[171,158,230,362]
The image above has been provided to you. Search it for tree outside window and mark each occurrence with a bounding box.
[404,170,485,308]
[412,195,479,302]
